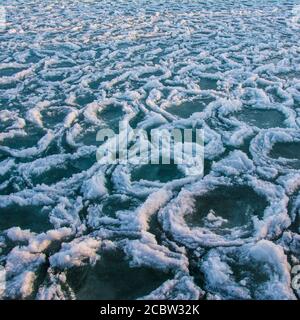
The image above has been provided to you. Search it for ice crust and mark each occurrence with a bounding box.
[0,0,300,300]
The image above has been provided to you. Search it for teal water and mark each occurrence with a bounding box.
[0,0,299,301]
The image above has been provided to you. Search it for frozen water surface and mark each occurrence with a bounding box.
[0,0,300,300]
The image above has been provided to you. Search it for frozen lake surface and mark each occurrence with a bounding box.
[0,0,300,300]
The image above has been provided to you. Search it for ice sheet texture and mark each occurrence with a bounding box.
[0,0,300,300]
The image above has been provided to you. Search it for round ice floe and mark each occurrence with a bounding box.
[83,99,134,128]
[16,145,96,187]
[233,106,295,129]
[159,174,290,248]
[206,97,297,148]
[164,95,215,119]
[201,98,254,148]
[111,162,202,198]
[64,246,173,300]
[200,240,296,300]
[136,109,224,163]
[250,128,300,178]
[109,126,205,196]
[0,130,55,159]
[86,198,138,230]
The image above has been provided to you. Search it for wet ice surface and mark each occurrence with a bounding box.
[0,0,300,300]
[185,186,268,235]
